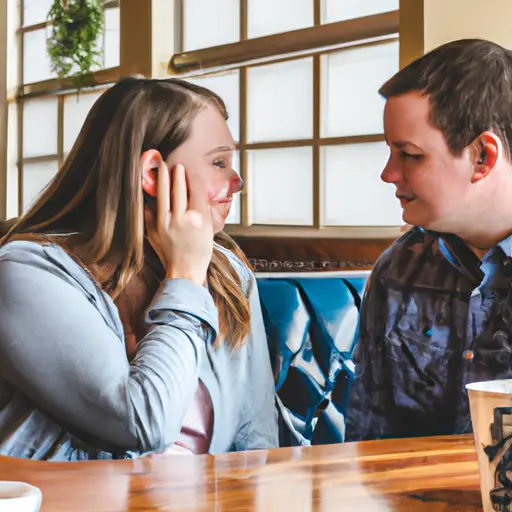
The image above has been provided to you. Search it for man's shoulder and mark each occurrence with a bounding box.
[369,227,446,292]
[373,227,433,268]
[389,226,437,251]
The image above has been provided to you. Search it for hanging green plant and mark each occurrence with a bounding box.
[46,0,105,89]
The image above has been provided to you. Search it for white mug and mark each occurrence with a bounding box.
[0,481,42,512]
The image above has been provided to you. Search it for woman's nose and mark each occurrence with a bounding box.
[228,170,243,194]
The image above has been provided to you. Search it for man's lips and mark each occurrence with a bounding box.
[397,194,416,207]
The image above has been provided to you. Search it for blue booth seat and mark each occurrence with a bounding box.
[255,270,370,445]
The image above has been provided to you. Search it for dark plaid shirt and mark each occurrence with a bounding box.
[345,227,512,441]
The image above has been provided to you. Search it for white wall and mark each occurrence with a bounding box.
[423,0,512,52]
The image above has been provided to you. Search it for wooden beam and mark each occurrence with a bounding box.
[399,0,424,68]
[120,0,152,78]
[169,11,399,74]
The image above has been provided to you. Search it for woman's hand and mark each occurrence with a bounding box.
[145,159,213,286]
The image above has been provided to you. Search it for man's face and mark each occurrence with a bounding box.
[381,92,476,233]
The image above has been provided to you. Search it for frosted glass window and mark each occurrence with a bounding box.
[23,98,58,158]
[248,147,313,225]
[7,0,19,92]
[103,7,120,69]
[23,160,59,212]
[247,0,313,38]
[183,0,240,51]
[225,151,241,224]
[23,0,53,26]
[321,0,398,23]
[6,103,18,218]
[185,71,240,142]
[321,41,398,137]
[247,58,313,143]
[90,7,120,71]
[6,162,19,219]
[23,29,56,84]
[320,142,402,226]
[63,92,103,153]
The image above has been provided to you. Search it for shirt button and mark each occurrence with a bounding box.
[463,350,474,361]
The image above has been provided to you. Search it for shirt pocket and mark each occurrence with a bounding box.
[385,296,450,413]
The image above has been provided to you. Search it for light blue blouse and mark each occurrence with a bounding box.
[0,240,278,460]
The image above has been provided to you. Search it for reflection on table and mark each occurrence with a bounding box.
[0,435,482,511]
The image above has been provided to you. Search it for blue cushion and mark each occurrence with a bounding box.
[256,272,369,445]
[257,281,310,391]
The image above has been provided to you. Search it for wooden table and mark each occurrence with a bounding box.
[0,435,482,511]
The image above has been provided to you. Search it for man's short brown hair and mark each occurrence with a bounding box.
[380,39,512,157]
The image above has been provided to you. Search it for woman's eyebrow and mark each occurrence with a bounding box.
[205,145,235,155]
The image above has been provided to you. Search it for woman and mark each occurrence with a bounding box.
[0,77,278,460]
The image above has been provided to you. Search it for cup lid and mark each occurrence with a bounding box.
[0,481,42,512]
[466,379,512,394]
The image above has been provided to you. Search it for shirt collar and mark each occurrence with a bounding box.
[416,226,512,259]
[497,232,512,259]
[412,227,512,285]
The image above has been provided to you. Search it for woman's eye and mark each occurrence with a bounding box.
[213,159,228,169]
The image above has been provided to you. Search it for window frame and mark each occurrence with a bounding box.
[170,3,398,73]
[0,0,7,219]
[8,0,152,217]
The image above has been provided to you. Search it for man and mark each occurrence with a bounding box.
[345,39,512,441]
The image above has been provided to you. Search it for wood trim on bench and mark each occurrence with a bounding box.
[232,236,396,272]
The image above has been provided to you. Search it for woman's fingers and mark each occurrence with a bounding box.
[145,160,214,285]
[156,157,171,229]
[171,163,188,216]
[153,158,210,231]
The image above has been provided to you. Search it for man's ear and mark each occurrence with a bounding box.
[471,131,500,183]
[141,149,164,197]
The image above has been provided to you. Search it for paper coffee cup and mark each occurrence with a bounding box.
[467,379,512,511]
[0,481,42,512]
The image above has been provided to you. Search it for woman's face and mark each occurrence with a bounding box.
[167,104,242,233]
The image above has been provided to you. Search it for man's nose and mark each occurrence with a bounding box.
[380,158,402,185]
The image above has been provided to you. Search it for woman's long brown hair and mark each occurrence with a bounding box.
[0,77,251,349]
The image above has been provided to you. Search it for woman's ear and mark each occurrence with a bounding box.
[141,149,164,197]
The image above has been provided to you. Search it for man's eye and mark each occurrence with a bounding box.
[402,152,422,159]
